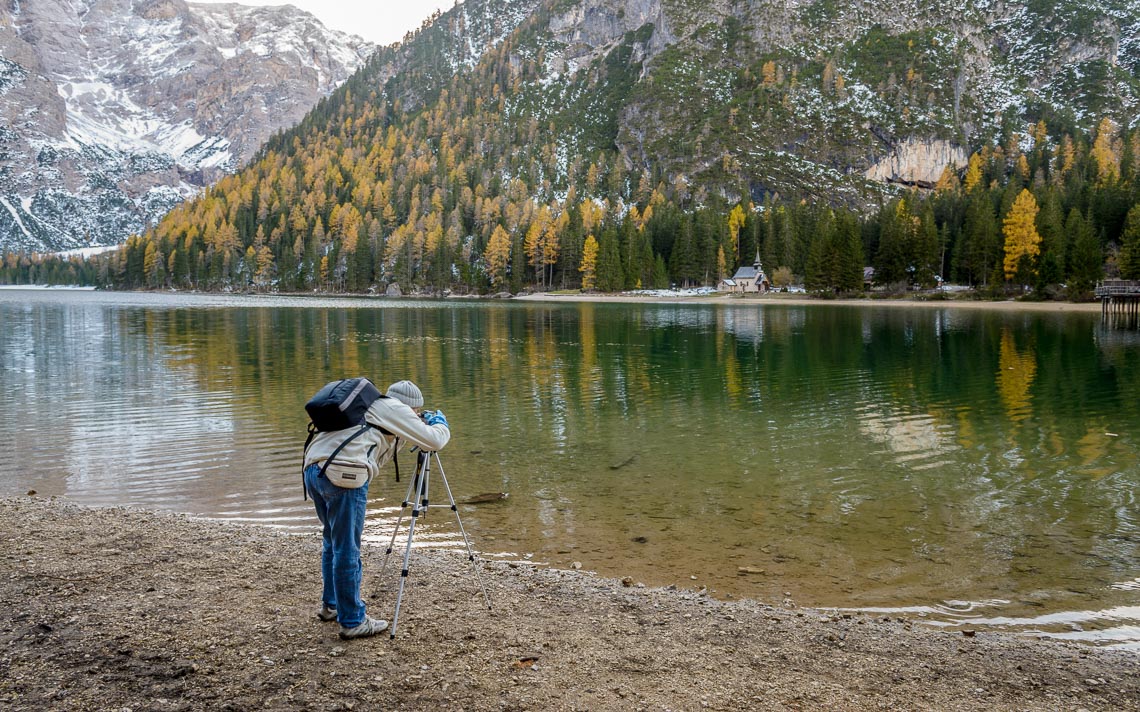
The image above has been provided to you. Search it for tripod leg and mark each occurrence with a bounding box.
[390,456,430,639]
[421,452,431,514]
[432,453,493,611]
[380,461,421,577]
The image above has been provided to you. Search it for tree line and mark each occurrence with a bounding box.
[2,28,1137,301]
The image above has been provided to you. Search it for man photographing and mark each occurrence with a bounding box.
[303,379,450,640]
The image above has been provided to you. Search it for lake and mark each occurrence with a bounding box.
[1,289,1137,648]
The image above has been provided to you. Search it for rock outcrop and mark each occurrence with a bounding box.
[864,139,970,188]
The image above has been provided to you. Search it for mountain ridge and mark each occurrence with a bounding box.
[0,0,374,253]
[4,0,1139,298]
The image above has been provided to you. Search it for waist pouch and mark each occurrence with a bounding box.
[308,425,381,491]
[323,458,375,489]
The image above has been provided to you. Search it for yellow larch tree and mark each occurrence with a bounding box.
[934,164,960,193]
[319,255,330,288]
[727,203,747,263]
[963,153,984,193]
[143,241,162,287]
[1091,117,1121,183]
[524,204,552,286]
[1002,189,1041,281]
[1053,135,1075,182]
[486,225,511,290]
[1032,119,1048,149]
[255,246,275,288]
[761,60,777,85]
[579,234,599,291]
[580,199,605,235]
[1015,154,1030,181]
[637,203,654,231]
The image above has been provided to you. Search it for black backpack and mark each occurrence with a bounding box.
[306,377,382,431]
[302,378,391,499]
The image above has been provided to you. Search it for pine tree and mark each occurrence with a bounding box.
[636,231,655,289]
[1118,204,1140,280]
[1002,189,1041,284]
[668,220,698,287]
[651,254,668,289]
[836,211,865,293]
[1066,210,1102,297]
[874,199,913,287]
[914,207,940,288]
[509,231,525,294]
[960,190,998,285]
[1034,190,1066,290]
[596,228,624,291]
[805,231,829,293]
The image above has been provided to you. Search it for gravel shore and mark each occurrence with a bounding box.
[2,496,1137,711]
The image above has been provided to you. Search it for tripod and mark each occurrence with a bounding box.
[379,450,492,639]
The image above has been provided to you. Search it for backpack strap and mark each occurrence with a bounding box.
[367,421,399,482]
[318,423,373,482]
[302,422,373,499]
[302,419,399,500]
[302,422,318,501]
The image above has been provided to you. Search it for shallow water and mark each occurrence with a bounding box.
[1,289,1138,648]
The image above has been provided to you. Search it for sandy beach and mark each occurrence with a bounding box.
[2,496,1137,711]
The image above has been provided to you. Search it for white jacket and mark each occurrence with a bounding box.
[304,396,450,488]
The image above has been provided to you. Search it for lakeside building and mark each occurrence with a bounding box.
[720,253,769,294]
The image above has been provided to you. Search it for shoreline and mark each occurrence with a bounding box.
[513,291,1104,312]
[3,496,1137,710]
[0,285,1105,314]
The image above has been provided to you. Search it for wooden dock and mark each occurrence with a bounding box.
[1096,280,1140,327]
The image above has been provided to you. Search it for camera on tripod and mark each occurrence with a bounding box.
[378,448,492,639]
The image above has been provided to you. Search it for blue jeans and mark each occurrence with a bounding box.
[304,463,369,628]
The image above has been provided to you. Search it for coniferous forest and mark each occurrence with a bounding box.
[3,5,1139,299]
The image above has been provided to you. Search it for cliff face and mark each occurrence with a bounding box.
[0,0,373,252]
[864,139,970,188]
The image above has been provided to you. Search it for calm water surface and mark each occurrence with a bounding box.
[2,289,1138,648]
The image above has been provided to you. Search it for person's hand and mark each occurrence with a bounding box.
[425,409,449,428]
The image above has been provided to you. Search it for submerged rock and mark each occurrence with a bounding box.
[461,492,508,504]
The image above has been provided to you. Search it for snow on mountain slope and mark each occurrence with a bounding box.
[0,0,374,253]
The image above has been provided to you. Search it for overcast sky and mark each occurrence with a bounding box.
[195,1,454,46]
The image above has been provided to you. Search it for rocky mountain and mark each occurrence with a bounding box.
[0,0,373,253]
[18,0,1137,295]
[283,0,1138,209]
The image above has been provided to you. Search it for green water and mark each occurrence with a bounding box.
[1,290,1138,646]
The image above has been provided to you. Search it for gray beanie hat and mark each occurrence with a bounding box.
[386,380,424,408]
